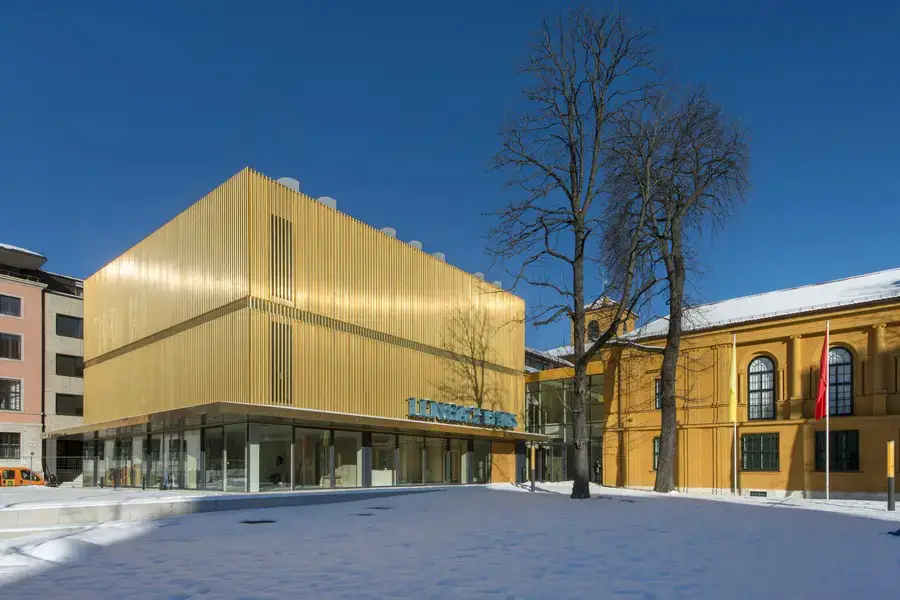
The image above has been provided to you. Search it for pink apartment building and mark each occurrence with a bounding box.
[0,244,83,475]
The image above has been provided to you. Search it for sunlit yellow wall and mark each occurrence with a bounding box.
[84,169,250,362]
[85,168,525,426]
[528,301,900,496]
[245,307,524,422]
[85,308,249,423]
[246,170,522,370]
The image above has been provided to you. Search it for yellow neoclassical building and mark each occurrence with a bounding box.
[48,168,542,491]
[527,270,900,498]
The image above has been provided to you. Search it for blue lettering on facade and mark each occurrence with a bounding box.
[407,399,517,429]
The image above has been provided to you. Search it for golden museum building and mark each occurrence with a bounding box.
[46,169,544,492]
[528,270,900,498]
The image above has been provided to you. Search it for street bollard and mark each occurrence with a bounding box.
[888,441,895,512]
[530,444,536,492]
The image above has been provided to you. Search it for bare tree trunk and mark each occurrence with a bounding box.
[571,228,590,499]
[487,8,659,499]
[654,218,685,493]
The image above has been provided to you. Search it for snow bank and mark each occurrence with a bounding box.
[28,538,100,564]
[490,481,900,522]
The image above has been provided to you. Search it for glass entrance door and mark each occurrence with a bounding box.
[203,427,225,490]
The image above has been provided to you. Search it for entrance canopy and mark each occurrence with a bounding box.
[44,401,549,443]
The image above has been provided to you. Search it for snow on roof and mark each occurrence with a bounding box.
[40,269,84,285]
[630,266,900,340]
[0,242,47,270]
[541,345,574,360]
[525,346,574,367]
[537,267,900,353]
[0,242,44,258]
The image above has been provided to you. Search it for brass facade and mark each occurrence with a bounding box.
[85,169,525,430]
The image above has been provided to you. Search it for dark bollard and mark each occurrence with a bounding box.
[888,441,896,512]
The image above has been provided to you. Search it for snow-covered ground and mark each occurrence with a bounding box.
[497,481,900,522]
[3,485,899,599]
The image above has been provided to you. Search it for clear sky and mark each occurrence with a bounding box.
[1,1,898,350]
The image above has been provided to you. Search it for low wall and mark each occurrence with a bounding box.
[0,487,441,532]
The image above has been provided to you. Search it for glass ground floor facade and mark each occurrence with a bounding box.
[78,416,500,492]
[526,375,605,483]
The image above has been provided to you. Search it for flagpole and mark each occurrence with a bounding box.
[825,321,830,501]
[733,334,738,496]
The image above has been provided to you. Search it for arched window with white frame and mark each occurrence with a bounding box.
[748,356,776,420]
[829,347,853,416]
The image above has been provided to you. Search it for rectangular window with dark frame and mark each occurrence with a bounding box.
[56,314,83,339]
[56,393,84,417]
[815,430,859,472]
[0,295,21,317]
[652,436,660,470]
[56,354,84,378]
[0,333,21,360]
[0,379,22,411]
[741,433,779,471]
[270,215,294,302]
[0,432,20,459]
[271,321,292,405]
[654,378,662,410]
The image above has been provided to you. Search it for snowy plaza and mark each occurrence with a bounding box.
[2,484,899,599]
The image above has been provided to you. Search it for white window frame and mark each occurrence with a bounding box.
[0,293,24,319]
[0,331,23,362]
[0,432,21,460]
[0,377,23,412]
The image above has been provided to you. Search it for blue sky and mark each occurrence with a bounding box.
[1,1,898,350]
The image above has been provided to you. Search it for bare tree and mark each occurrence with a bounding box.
[607,88,750,492]
[488,8,659,499]
[439,305,499,409]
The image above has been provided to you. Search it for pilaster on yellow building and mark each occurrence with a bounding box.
[527,270,900,499]
[48,168,544,491]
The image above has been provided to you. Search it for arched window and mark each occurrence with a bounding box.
[748,356,776,420]
[588,320,600,341]
[829,347,853,415]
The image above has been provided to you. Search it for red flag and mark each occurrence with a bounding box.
[815,326,830,420]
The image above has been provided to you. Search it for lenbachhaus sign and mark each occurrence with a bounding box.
[407,398,518,429]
